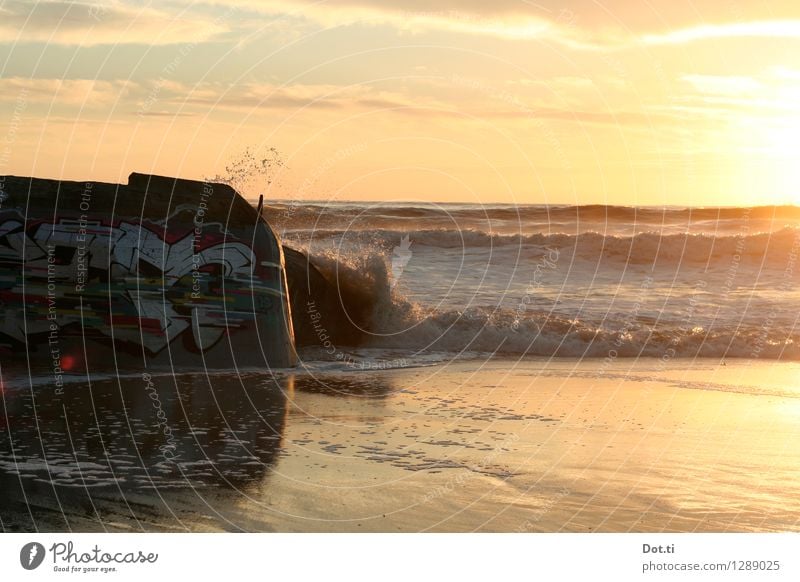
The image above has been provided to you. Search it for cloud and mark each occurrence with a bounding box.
[681,75,763,96]
[643,20,800,45]
[0,75,652,129]
[663,70,800,123]
[0,77,134,105]
[0,77,418,116]
[5,0,800,53]
[193,0,800,51]
[176,79,657,128]
[179,82,416,112]
[8,68,793,134]
[482,103,673,127]
[0,0,229,46]
[135,111,197,118]
[192,0,606,50]
[203,0,557,21]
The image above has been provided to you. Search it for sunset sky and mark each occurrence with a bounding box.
[1,0,800,205]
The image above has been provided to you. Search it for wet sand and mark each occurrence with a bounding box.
[2,358,800,532]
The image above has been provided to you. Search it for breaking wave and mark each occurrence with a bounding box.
[293,245,800,361]
[285,226,800,268]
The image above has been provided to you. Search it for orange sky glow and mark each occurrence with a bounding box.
[1,0,800,206]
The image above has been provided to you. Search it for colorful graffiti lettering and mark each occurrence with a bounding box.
[0,212,275,354]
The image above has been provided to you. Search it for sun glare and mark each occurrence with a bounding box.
[729,84,800,205]
[762,117,800,204]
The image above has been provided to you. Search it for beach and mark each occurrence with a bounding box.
[4,357,798,532]
[5,5,800,578]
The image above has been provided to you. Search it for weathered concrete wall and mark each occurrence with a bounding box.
[0,173,296,377]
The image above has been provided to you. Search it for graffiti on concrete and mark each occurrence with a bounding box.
[0,212,277,354]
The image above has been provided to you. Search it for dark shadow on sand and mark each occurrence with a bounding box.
[0,372,288,531]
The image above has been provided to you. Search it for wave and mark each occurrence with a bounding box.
[267,202,800,232]
[285,226,800,268]
[293,247,800,361]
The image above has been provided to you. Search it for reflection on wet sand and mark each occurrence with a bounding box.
[4,359,798,532]
[0,372,289,531]
[291,373,400,398]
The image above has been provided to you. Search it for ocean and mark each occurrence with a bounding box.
[271,202,800,362]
